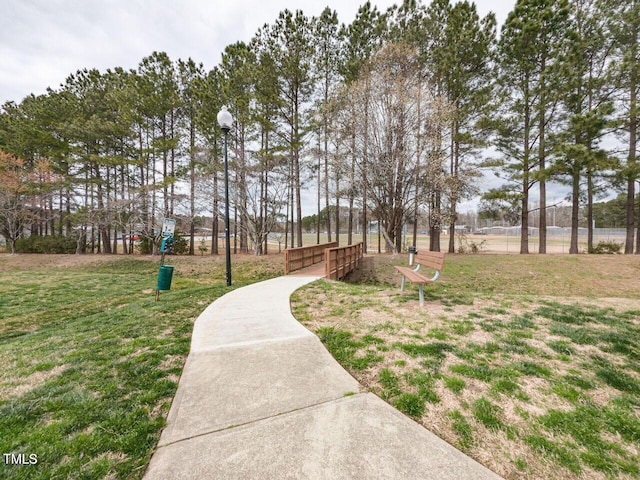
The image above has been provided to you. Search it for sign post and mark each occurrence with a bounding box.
[156,218,176,300]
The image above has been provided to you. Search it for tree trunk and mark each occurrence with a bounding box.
[627,71,637,253]
[95,165,112,255]
[293,94,303,248]
[317,130,321,245]
[162,115,169,217]
[189,120,196,255]
[75,229,85,255]
[170,111,176,216]
[348,127,356,246]
[290,157,295,248]
[324,123,331,242]
[362,76,369,254]
[264,129,270,255]
[538,58,547,254]
[626,176,636,254]
[121,228,128,255]
[430,191,441,252]
[285,160,290,249]
[257,129,266,256]
[636,190,640,254]
[233,202,238,254]
[521,93,531,254]
[381,224,396,254]
[295,152,303,248]
[587,170,594,252]
[335,191,340,247]
[413,87,422,250]
[569,169,580,254]
[520,189,529,254]
[239,123,249,253]
[448,121,457,254]
[211,148,219,255]
[394,215,403,254]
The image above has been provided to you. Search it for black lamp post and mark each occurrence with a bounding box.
[217,106,233,287]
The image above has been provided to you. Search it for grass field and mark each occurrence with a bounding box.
[292,254,640,480]
[291,232,628,254]
[2,252,639,479]
[0,253,282,480]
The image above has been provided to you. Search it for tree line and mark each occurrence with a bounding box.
[0,0,638,255]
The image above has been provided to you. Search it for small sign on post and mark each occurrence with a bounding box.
[162,218,176,238]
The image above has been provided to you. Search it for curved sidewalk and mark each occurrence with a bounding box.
[144,275,503,480]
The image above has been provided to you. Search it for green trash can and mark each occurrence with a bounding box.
[157,265,174,291]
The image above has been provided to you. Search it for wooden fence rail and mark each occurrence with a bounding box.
[284,242,338,275]
[325,242,364,280]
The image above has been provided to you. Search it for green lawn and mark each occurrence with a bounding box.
[3,252,638,480]
[292,254,640,480]
[0,254,282,480]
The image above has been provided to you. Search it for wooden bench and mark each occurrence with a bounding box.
[395,251,446,306]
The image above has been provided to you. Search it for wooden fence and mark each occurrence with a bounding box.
[283,242,338,275]
[325,242,364,280]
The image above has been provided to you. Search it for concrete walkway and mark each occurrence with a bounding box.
[144,275,503,480]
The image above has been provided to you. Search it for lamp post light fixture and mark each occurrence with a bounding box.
[217,106,233,287]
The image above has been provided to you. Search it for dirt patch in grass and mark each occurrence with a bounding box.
[0,364,68,398]
[292,255,640,480]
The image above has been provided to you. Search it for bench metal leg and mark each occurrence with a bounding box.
[419,284,424,306]
[401,276,405,291]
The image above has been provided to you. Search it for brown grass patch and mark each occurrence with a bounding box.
[0,364,67,398]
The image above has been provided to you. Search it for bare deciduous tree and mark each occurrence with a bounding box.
[335,43,454,253]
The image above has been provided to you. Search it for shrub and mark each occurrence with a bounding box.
[173,235,188,254]
[589,241,623,254]
[198,240,209,255]
[15,235,76,254]
[456,233,486,254]
[139,236,154,255]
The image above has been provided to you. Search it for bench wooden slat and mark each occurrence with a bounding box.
[394,266,432,284]
[413,251,445,270]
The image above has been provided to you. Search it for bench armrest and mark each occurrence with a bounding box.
[413,263,440,282]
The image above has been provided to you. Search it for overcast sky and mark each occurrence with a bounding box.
[1,0,516,106]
